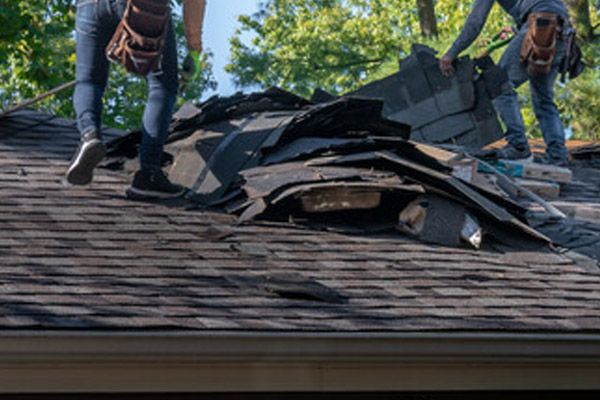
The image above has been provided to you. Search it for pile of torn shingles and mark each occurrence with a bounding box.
[106,45,557,252]
[349,44,507,150]
[570,142,600,165]
[469,156,572,200]
[351,44,573,201]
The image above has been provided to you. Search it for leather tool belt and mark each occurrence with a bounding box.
[520,12,562,76]
[106,0,170,76]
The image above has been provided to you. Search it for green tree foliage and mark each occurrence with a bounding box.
[564,0,594,40]
[0,0,215,130]
[227,0,510,97]
[228,0,600,140]
[1,0,76,114]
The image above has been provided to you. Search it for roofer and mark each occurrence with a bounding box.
[67,0,206,198]
[440,0,571,167]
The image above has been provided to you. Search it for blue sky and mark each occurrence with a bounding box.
[202,0,260,97]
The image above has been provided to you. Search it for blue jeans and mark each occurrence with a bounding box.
[493,21,567,160]
[74,0,178,170]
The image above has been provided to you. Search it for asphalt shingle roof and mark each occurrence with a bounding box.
[1,109,600,333]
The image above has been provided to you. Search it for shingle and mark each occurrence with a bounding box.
[0,108,599,333]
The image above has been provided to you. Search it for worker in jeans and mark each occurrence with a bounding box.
[440,0,570,167]
[67,0,206,198]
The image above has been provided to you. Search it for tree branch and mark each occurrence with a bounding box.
[311,57,388,71]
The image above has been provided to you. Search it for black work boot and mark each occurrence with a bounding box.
[538,153,569,167]
[126,168,186,200]
[476,143,533,162]
[66,127,107,185]
[495,143,533,161]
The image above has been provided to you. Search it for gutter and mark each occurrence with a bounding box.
[2,331,600,363]
[1,331,600,392]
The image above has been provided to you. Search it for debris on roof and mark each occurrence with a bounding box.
[225,273,348,304]
[347,44,573,199]
[349,44,507,150]
[570,142,600,164]
[101,46,590,254]
[398,195,483,249]
[473,157,572,199]
[106,87,552,251]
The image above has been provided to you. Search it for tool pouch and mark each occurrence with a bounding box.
[520,12,559,76]
[106,0,170,76]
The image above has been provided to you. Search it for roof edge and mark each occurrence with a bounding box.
[2,330,600,363]
[2,331,600,393]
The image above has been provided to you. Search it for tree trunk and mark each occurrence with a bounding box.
[416,0,438,37]
[563,0,593,41]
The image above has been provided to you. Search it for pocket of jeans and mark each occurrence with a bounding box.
[76,0,99,36]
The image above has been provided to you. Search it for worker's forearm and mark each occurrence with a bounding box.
[183,0,206,52]
[445,0,494,59]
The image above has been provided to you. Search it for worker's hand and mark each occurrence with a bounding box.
[182,51,199,80]
[179,50,201,95]
[498,26,515,40]
[439,55,455,77]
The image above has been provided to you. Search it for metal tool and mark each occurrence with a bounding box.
[0,80,76,119]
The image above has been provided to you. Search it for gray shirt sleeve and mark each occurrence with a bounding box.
[445,0,495,59]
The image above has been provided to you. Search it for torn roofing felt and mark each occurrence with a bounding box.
[105,49,550,250]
